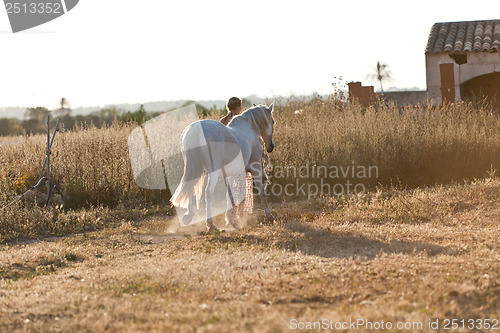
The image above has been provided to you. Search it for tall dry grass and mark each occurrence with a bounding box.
[0,122,169,241]
[270,97,500,197]
[0,122,168,208]
[0,99,499,240]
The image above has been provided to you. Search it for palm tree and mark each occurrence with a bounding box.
[60,97,69,109]
[367,61,393,92]
[54,97,72,117]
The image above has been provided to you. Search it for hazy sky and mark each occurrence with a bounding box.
[0,0,498,109]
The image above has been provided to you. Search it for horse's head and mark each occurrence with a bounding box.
[239,103,276,153]
[262,103,275,153]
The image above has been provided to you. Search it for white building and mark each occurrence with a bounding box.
[425,19,500,107]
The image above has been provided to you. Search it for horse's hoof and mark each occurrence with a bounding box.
[206,224,218,232]
[260,214,275,226]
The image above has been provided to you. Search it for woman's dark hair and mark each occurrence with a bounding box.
[226,97,242,112]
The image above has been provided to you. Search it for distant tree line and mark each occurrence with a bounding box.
[0,106,123,136]
[0,99,249,137]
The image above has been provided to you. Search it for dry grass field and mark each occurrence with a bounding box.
[0,176,498,332]
[0,99,499,332]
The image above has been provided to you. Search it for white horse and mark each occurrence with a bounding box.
[171,104,275,231]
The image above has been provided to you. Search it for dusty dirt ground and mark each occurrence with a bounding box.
[0,179,499,332]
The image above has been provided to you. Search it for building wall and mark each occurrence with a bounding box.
[347,82,374,106]
[425,52,500,104]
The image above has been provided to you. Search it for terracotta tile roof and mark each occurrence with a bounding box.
[425,19,500,54]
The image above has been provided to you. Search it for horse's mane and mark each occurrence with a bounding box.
[237,105,271,133]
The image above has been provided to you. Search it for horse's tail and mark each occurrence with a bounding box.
[170,126,205,209]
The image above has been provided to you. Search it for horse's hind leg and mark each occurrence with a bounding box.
[181,196,196,225]
[205,171,218,231]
